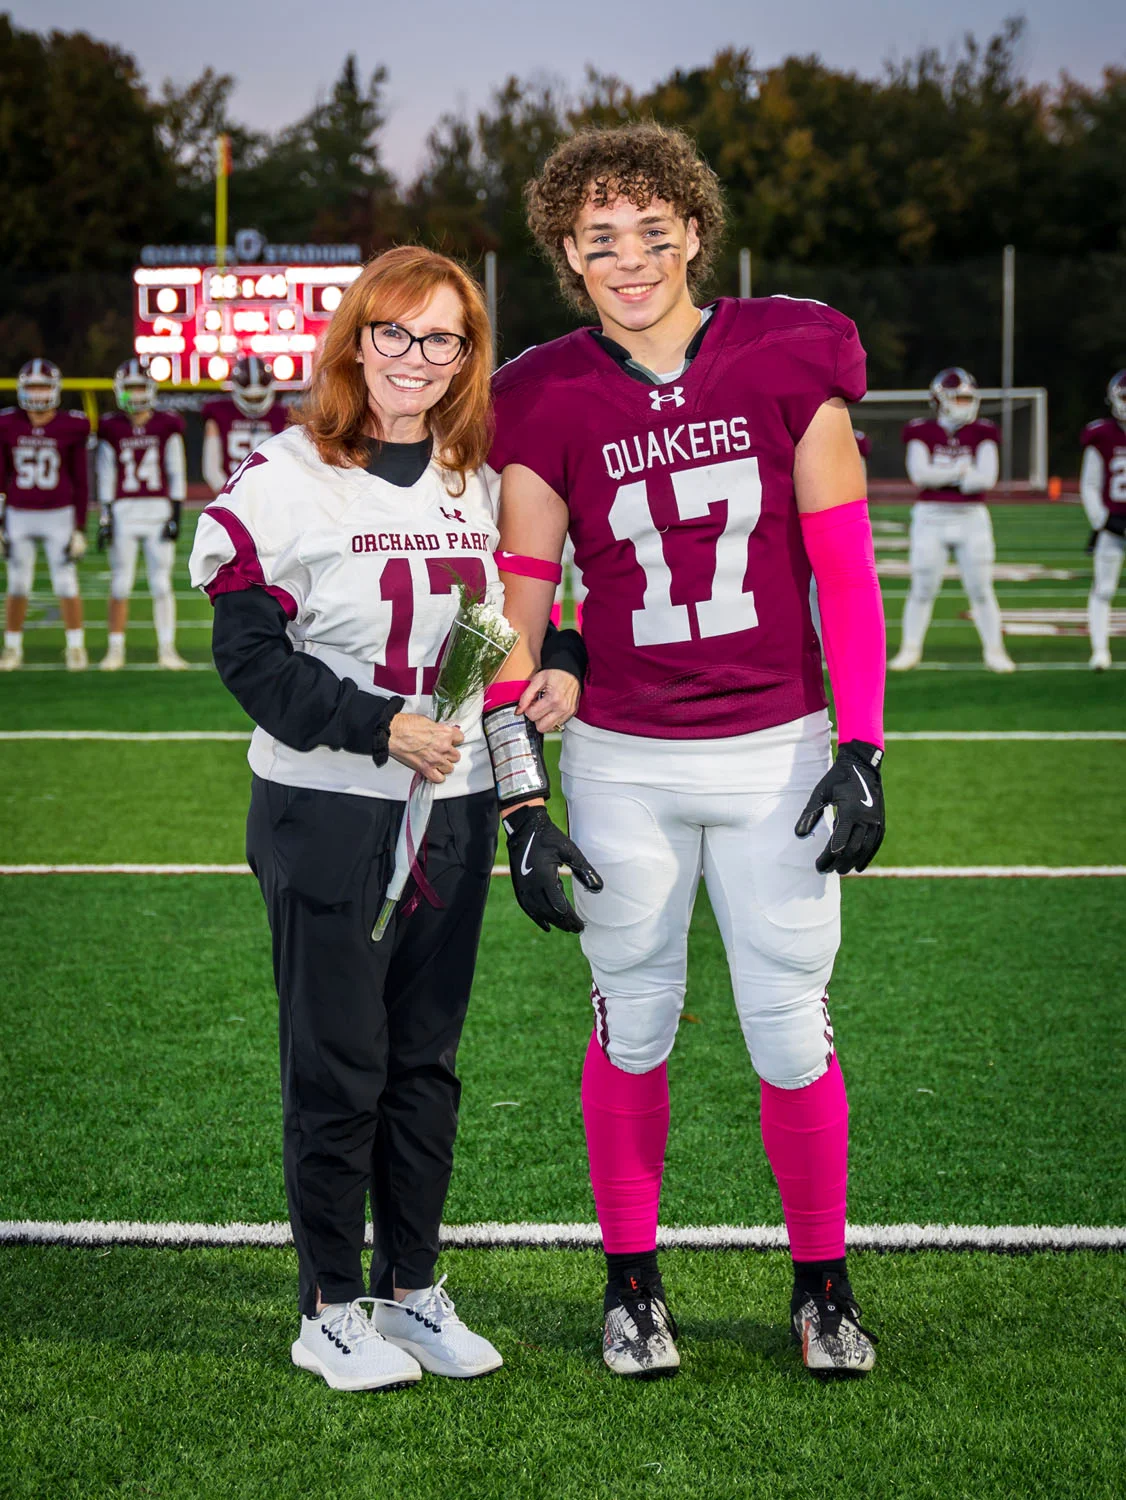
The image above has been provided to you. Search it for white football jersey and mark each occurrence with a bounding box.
[189,424,503,801]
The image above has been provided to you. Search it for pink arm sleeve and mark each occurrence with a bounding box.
[800,499,885,749]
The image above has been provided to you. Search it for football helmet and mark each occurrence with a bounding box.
[229,356,275,417]
[929,367,980,429]
[17,358,62,414]
[114,357,157,416]
[1106,370,1126,426]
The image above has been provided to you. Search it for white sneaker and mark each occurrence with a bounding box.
[888,647,921,672]
[291,1298,422,1391]
[100,645,126,672]
[157,646,189,670]
[984,648,1017,673]
[65,644,88,672]
[0,645,22,671]
[377,1275,503,1378]
[1090,649,1112,671]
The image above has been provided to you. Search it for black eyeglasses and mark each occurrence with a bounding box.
[368,322,467,367]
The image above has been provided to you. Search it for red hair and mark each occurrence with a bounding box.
[294,246,493,494]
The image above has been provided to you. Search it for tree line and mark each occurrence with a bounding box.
[0,12,1122,459]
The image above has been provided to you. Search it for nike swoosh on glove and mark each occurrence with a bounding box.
[794,741,886,875]
[503,804,603,933]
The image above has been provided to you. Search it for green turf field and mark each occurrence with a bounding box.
[1,503,1124,1499]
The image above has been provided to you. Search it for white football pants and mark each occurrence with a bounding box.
[4,505,78,598]
[899,502,1004,656]
[561,711,840,1090]
[109,502,175,604]
[1088,530,1124,656]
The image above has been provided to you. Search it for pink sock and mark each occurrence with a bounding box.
[760,1054,849,1262]
[581,1030,669,1254]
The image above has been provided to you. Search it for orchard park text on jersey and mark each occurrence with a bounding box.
[351,531,493,555]
[603,416,752,480]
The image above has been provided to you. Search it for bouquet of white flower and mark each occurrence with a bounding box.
[372,579,518,940]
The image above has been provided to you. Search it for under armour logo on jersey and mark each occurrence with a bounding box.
[649,387,685,411]
[440,506,466,522]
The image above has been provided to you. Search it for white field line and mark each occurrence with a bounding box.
[0,731,251,742]
[1,1218,1121,1253]
[2,863,1124,879]
[2,730,1125,744]
[11,663,214,672]
[10,659,1120,673]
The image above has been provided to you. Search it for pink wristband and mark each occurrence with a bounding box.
[800,500,885,749]
[496,551,563,584]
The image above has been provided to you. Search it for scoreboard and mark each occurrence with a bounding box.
[133,259,362,388]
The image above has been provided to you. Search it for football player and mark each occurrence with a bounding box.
[0,359,89,670]
[201,356,288,493]
[853,428,871,485]
[96,359,188,670]
[487,123,885,1378]
[1079,371,1126,671]
[890,368,1015,672]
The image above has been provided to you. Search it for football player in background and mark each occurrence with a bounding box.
[853,428,871,485]
[891,368,1015,672]
[551,536,587,631]
[201,356,288,493]
[1079,371,1126,671]
[489,123,885,1378]
[96,359,188,670]
[0,359,89,670]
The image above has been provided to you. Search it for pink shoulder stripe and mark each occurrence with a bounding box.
[203,506,298,619]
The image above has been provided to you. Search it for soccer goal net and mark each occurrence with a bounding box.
[853,387,1048,489]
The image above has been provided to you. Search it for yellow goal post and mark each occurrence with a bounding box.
[0,379,225,431]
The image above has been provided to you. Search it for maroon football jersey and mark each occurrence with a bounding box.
[98,410,186,499]
[202,398,288,481]
[491,296,866,739]
[1080,418,1126,519]
[0,406,90,526]
[901,417,999,503]
[853,429,871,459]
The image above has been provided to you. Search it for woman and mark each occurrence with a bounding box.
[189,246,583,1391]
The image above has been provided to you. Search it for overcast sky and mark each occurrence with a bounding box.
[10,1,1121,181]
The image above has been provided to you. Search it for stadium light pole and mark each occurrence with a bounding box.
[485,252,498,365]
[1001,244,1015,485]
[739,247,752,300]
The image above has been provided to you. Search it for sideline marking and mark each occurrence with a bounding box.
[2,729,1125,744]
[2,864,1124,878]
[1,1218,1121,1253]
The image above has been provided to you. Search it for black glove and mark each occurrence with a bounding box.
[162,501,182,542]
[1086,529,1099,555]
[539,622,588,683]
[503,803,603,933]
[97,508,113,551]
[795,740,885,875]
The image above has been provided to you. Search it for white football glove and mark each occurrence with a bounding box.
[67,530,88,562]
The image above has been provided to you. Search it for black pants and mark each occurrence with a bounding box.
[246,776,498,1316]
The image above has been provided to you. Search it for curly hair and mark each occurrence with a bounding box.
[524,122,726,311]
[293,246,492,495]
